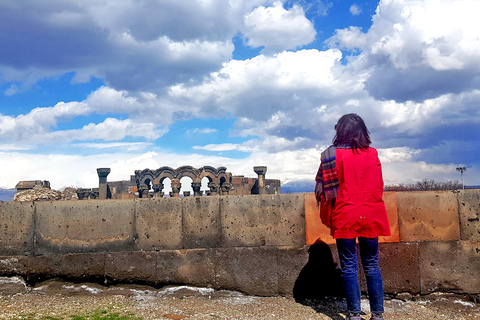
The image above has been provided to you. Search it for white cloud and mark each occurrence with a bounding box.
[0,101,91,141]
[0,0,250,94]
[330,0,480,102]
[193,143,240,152]
[350,4,361,15]
[72,142,154,151]
[207,136,311,153]
[378,147,419,164]
[186,128,217,135]
[168,49,348,131]
[41,118,166,143]
[327,26,367,50]
[242,1,316,53]
[0,144,33,151]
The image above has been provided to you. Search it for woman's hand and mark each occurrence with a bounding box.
[314,181,322,205]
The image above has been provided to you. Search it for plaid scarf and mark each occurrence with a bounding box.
[315,146,339,201]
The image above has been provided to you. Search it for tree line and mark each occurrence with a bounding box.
[384,179,462,191]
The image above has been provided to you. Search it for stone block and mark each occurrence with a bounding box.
[0,276,28,294]
[27,252,105,281]
[157,249,216,287]
[458,190,480,241]
[135,198,183,250]
[220,194,305,247]
[419,241,480,294]
[277,246,309,297]
[397,191,460,242]
[105,251,156,283]
[0,201,35,255]
[35,200,135,254]
[0,256,28,276]
[182,197,221,249]
[213,247,278,296]
[379,242,420,294]
[156,250,182,284]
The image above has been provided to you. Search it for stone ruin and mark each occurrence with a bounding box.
[13,182,78,202]
[112,165,280,199]
[13,166,281,201]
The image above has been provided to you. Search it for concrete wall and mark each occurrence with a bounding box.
[1,191,479,297]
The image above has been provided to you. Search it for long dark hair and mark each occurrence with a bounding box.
[333,113,371,151]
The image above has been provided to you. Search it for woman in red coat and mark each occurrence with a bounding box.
[315,114,390,320]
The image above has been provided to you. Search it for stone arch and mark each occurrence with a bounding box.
[156,166,176,182]
[180,176,194,197]
[200,176,210,196]
[135,165,233,197]
[135,169,155,198]
[161,177,172,197]
[176,165,201,183]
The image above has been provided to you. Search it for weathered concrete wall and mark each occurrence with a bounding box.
[1,191,479,297]
[458,190,480,241]
[0,201,35,256]
[35,200,136,255]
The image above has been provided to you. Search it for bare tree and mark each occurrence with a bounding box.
[384,179,461,191]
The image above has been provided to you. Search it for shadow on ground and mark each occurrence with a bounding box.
[293,239,346,319]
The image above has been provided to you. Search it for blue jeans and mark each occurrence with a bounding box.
[336,237,384,314]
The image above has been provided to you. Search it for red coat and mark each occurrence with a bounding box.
[320,147,391,239]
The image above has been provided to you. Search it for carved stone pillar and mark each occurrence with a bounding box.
[207,182,219,196]
[91,188,99,199]
[254,166,267,195]
[221,183,232,195]
[191,182,202,197]
[171,179,181,197]
[97,168,110,199]
[138,184,149,198]
[152,183,164,198]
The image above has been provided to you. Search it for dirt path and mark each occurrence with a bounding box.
[0,279,479,320]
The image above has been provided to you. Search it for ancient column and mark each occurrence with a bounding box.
[207,182,219,196]
[191,182,202,197]
[171,179,181,197]
[138,184,149,198]
[221,183,232,195]
[153,183,164,198]
[97,168,110,199]
[254,166,267,195]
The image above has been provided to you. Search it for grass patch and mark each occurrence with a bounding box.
[70,313,139,320]
[69,308,142,320]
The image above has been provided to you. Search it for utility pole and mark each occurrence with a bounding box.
[456,167,467,190]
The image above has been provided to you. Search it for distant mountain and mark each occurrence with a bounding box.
[281,179,315,194]
[0,188,16,202]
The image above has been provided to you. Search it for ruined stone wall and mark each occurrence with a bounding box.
[0,191,479,297]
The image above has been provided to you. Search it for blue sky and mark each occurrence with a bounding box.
[0,0,479,190]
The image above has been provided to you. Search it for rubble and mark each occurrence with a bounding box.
[13,186,79,202]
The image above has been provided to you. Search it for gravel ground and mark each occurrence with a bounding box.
[0,279,479,320]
